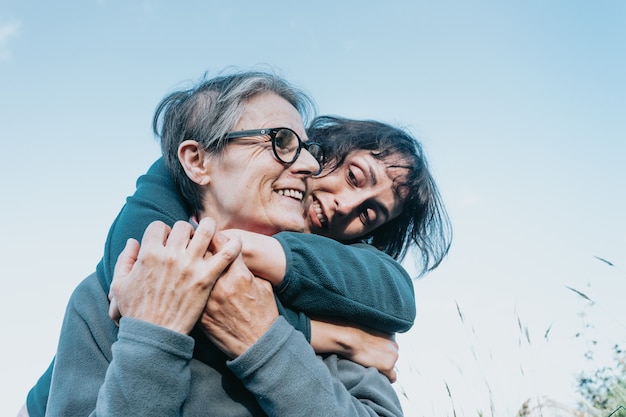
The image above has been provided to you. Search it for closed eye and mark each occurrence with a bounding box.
[359,206,377,226]
[347,166,365,187]
[348,169,357,186]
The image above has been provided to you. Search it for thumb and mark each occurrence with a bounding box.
[114,238,140,279]
[108,239,140,322]
[108,296,120,325]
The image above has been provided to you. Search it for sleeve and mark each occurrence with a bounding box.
[94,318,194,416]
[273,232,416,333]
[228,316,404,417]
[46,274,195,417]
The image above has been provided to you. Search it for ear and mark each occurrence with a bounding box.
[178,140,212,185]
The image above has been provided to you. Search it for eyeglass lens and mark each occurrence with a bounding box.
[273,128,324,167]
[273,129,300,162]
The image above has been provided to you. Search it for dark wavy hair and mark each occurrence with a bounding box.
[307,116,452,276]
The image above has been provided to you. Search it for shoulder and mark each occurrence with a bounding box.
[69,273,109,306]
[65,272,114,332]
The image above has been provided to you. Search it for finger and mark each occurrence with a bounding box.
[187,217,216,257]
[165,220,196,250]
[213,233,252,280]
[113,238,140,279]
[108,296,120,325]
[109,238,139,324]
[141,220,172,248]
[204,232,242,278]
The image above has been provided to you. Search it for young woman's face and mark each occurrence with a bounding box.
[305,150,408,240]
[202,93,320,235]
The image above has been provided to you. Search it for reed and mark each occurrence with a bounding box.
[396,255,625,416]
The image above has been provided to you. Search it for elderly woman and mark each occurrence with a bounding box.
[26,70,451,417]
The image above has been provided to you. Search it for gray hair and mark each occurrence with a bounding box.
[153,69,316,211]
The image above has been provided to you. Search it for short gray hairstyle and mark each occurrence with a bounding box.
[153,69,316,211]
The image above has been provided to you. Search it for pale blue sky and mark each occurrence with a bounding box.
[1,1,625,415]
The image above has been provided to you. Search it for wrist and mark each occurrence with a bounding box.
[237,231,286,285]
[310,319,355,357]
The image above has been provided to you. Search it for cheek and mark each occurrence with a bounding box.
[225,167,272,196]
[312,172,341,193]
[339,221,366,241]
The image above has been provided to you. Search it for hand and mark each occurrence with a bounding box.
[310,319,399,382]
[199,235,279,358]
[108,218,242,335]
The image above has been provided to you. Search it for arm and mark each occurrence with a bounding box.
[226,231,402,380]
[198,257,403,417]
[219,229,408,377]
[310,319,399,382]
[48,219,237,416]
[278,234,416,332]
[232,318,404,417]
[114,222,402,416]
[234,230,416,333]
[46,274,195,417]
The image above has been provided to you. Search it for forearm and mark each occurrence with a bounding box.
[229,231,416,333]
[225,229,287,286]
[310,319,399,382]
[310,319,358,355]
[274,232,416,333]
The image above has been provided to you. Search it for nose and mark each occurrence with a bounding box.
[334,191,365,216]
[291,147,321,176]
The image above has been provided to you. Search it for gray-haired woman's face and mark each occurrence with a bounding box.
[199,93,320,235]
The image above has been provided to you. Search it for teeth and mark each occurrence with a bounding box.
[277,189,303,201]
[313,199,327,225]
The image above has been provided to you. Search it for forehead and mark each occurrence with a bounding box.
[236,93,307,139]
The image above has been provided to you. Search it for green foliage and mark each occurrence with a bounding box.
[577,344,626,416]
[572,256,626,417]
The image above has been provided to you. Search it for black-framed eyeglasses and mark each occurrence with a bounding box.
[224,127,325,174]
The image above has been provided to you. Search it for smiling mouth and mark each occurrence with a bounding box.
[277,189,304,201]
[312,196,328,227]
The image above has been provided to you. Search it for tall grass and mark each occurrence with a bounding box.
[571,257,626,417]
[514,255,626,416]
[396,255,625,417]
